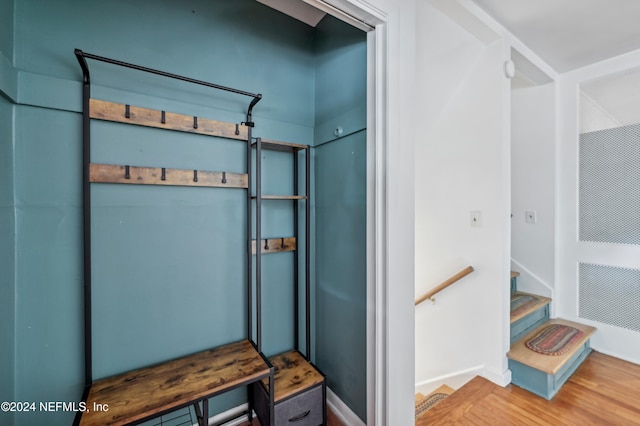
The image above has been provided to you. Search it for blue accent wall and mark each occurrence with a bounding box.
[313,16,367,422]
[0,94,16,426]
[0,0,13,59]
[3,1,367,424]
[1,5,16,424]
[9,1,314,424]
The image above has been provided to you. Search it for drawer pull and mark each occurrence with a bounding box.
[288,410,311,422]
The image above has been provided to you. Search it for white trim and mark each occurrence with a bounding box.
[511,257,555,297]
[414,365,484,389]
[371,21,389,426]
[203,403,248,426]
[327,387,366,426]
[592,346,640,366]
[414,364,511,393]
[301,0,374,31]
[481,365,512,387]
[308,2,390,424]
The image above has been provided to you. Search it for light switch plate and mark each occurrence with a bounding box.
[525,210,537,224]
[470,211,482,227]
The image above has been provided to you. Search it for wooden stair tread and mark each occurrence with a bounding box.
[415,384,454,406]
[415,385,454,419]
[430,384,454,395]
[416,377,493,425]
[508,319,596,375]
[263,350,324,403]
[79,339,270,426]
[511,271,520,278]
[510,291,551,324]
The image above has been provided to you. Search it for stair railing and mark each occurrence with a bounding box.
[415,266,474,306]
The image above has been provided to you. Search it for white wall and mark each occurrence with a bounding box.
[511,83,556,297]
[414,1,511,387]
[558,49,640,365]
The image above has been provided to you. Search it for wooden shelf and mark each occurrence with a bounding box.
[262,350,325,403]
[253,138,308,152]
[508,319,596,375]
[253,195,308,200]
[90,99,248,141]
[90,163,248,188]
[78,340,270,426]
[252,237,296,254]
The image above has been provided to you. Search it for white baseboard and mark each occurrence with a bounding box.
[206,403,248,426]
[510,258,554,298]
[480,365,512,387]
[202,388,364,426]
[590,346,640,366]
[327,387,366,426]
[414,365,483,389]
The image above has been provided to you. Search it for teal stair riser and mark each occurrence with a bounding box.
[509,341,592,400]
[511,276,518,293]
[510,304,550,344]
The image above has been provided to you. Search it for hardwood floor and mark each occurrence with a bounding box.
[417,351,640,425]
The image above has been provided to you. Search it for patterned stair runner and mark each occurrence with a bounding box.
[415,385,454,419]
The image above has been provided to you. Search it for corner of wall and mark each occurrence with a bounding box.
[0,51,18,102]
[481,364,512,387]
[0,87,16,426]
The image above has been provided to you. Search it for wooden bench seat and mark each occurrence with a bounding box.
[76,339,271,426]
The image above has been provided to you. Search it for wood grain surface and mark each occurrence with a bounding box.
[90,99,248,141]
[263,350,324,403]
[417,352,640,426]
[79,340,270,426]
[251,237,296,254]
[90,163,248,188]
[508,318,596,374]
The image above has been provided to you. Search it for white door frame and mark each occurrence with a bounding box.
[301,1,391,424]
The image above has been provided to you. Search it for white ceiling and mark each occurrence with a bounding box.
[472,0,640,72]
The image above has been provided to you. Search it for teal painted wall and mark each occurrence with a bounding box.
[0,0,13,58]
[0,94,16,426]
[313,16,367,145]
[5,2,368,424]
[0,0,17,101]
[313,16,367,422]
[9,1,315,424]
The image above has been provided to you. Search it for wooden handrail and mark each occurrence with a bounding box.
[415,266,474,306]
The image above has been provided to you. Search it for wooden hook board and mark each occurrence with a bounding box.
[90,163,248,188]
[251,237,296,254]
[89,99,248,141]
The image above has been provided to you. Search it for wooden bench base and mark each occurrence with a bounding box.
[252,351,326,426]
[76,340,272,426]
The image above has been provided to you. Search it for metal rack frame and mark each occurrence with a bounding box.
[73,49,272,426]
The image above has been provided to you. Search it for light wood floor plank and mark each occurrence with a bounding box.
[417,351,640,426]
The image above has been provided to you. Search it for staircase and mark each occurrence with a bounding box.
[507,271,596,399]
[415,385,454,420]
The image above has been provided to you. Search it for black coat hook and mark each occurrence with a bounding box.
[125,104,131,119]
[161,110,166,124]
[264,239,269,250]
[222,171,227,184]
[281,238,285,249]
[235,123,240,135]
[193,116,198,129]
[161,167,166,181]
[193,170,198,182]
[124,165,130,179]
